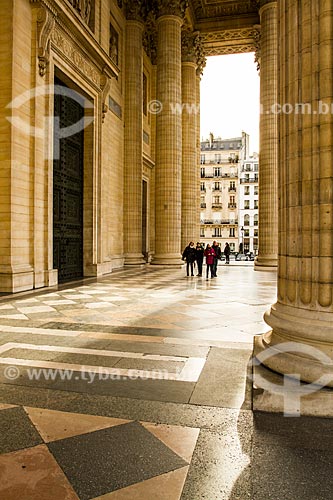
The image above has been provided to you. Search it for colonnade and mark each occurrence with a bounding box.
[123,0,333,387]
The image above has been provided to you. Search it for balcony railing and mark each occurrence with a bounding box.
[200,203,206,208]
[228,187,236,192]
[212,187,222,192]
[200,219,238,225]
[240,178,258,184]
[228,203,237,209]
[212,203,223,209]
[201,173,214,178]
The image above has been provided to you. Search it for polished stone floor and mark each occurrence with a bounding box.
[0,265,332,499]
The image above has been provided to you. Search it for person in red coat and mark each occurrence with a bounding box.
[204,244,216,279]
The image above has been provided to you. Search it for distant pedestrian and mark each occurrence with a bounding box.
[224,242,231,264]
[204,244,216,279]
[195,242,204,276]
[212,241,222,277]
[182,241,196,276]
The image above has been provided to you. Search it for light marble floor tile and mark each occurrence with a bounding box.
[25,407,130,442]
[92,466,189,500]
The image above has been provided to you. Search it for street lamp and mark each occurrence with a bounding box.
[240,225,244,253]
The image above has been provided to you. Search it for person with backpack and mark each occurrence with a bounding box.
[224,242,231,264]
[182,241,196,277]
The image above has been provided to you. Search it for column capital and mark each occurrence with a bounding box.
[124,0,146,22]
[155,0,188,19]
[253,24,261,73]
[181,30,198,64]
[259,0,277,12]
[143,11,158,64]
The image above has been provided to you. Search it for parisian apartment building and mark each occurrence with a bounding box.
[200,132,259,254]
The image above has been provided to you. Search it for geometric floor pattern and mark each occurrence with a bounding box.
[6,265,322,500]
[0,405,199,500]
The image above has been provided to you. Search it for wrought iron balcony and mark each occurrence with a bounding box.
[228,203,237,209]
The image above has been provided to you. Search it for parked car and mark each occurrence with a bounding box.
[235,252,255,261]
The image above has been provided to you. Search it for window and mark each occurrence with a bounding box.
[230,243,235,251]
[229,227,235,237]
[254,174,259,181]
[244,214,250,226]
[230,195,235,204]
[254,163,259,171]
[244,186,250,195]
[244,229,250,237]
[200,228,205,237]
[215,154,221,163]
[200,155,205,164]
[213,227,222,237]
[245,163,251,171]
[213,196,221,204]
[244,200,250,209]
[201,167,205,178]
[200,182,205,192]
[214,167,221,177]
[229,181,236,192]
[254,200,258,209]
[214,182,220,191]
[253,238,258,250]
[254,214,258,226]
[254,186,258,196]
[254,229,258,237]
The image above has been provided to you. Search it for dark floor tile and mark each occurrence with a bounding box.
[0,406,43,454]
[48,421,187,500]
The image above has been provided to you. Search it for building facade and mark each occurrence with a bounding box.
[199,133,243,252]
[238,153,259,254]
[1,0,333,390]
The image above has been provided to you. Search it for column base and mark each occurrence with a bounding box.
[124,253,147,266]
[252,337,333,417]
[0,266,34,293]
[151,253,184,267]
[254,255,278,271]
[256,302,333,387]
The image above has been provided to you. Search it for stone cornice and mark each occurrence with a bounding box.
[30,0,119,79]
[200,26,258,57]
[190,0,259,21]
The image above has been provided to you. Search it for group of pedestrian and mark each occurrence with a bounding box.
[182,241,231,279]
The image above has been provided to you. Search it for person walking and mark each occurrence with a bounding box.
[182,241,196,276]
[212,241,222,277]
[204,244,216,279]
[195,242,204,276]
[224,242,231,264]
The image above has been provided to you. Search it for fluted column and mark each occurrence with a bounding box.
[258,0,333,386]
[181,30,198,249]
[124,2,145,265]
[152,0,187,265]
[254,0,278,271]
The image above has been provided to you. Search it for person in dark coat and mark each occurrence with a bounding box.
[204,244,216,279]
[224,242,231,264]
[212,241,222,277]
[195,242,204,276]
[182,241,196,276]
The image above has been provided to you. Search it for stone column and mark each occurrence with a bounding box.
[258,0,333,386]
[152,0,187,265]
[181,30,198,249]
[123,1,146,265]
[254,0,278,271]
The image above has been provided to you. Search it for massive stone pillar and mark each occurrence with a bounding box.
[123,2,146,265]
[258,0,333,386]
[152,0,187,265]
[181,30,198,249]
[254,0,278,271]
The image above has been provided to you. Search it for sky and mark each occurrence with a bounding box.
[200,52,260,154]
